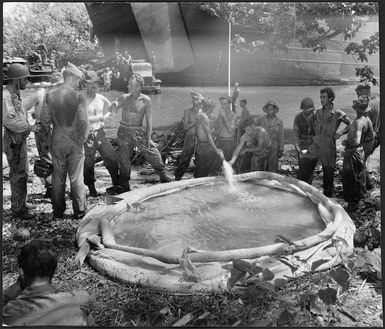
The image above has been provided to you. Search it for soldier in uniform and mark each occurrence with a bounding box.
[256,101,284,172]
[293,98,316,183]
[302,87,351,197]
[3,63,41,218]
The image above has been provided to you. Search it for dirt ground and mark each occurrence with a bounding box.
[2,134,382,327]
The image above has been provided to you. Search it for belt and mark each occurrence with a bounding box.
[218,136,234,141]
[119,122,142,129]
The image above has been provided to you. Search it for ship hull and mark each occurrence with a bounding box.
[86,2,379,86]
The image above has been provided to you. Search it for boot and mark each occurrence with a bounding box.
[159,171,172,183]
[44,186,52,199]
[87,184,100,197]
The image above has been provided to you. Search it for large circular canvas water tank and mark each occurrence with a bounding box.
[76,172,355,293]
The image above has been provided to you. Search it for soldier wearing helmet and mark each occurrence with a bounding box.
[256,101,284,172]
[109,73,171,193]
[41,62,89,219]
[3,63,41,219]
[293,98,316,183]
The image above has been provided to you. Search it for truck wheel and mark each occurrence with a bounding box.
[155,89,161,94]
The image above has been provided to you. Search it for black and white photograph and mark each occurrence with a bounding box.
[2,2,382,326]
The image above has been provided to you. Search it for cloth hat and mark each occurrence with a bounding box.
[64,62,84,80]
[355,82,371,92]
[263,100,279,113]
[219,95,231,103]
[300,97,315,111]
[85,70,101,83]
[352,95,370,113]
[191,92,204,101]
[50,72,63,84]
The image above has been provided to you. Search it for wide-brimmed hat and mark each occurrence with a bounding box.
[300,97,315,111]
[352,95,370,113]
[191,92,204,101]
[64,62,84,80]
[263,100,279,113]
[355,82,371,92]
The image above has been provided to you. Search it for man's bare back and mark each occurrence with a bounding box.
[117,93,150,126]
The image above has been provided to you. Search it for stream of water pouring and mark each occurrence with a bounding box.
[222,160,235,190]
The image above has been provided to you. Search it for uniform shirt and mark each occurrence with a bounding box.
[2,88,31,133]
[2,284,95,326]
[313,105,349,139]
[293,111,316,149]
[256,115,284,152]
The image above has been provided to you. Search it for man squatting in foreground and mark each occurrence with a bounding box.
[342,95,374,212]
[110,73,171,193]
[229,118,271,173]
[2,63,41,219]
[2,240,95,326]
[194,97,224,178]
[83,73,119,196]
[174,92,204,181]
[41,62,89,219]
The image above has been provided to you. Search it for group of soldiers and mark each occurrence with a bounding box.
[175,84,380,211]
[3,62,171,220]
[2,61,380,221]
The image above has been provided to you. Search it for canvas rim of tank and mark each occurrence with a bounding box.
[76,171,355,293]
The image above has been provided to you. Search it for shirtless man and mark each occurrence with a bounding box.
[229,119,271,173]
[194,98,224,178]
[215,96,237,161]
[174,92,203,181]
[83,75,119,196]
[110,74,171,192]
[41,63,88,219]
[22,73,63,198]
[342,95,374,212]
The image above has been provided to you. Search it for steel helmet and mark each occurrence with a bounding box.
[7,63,30,79]
[300,98,315,111]
[34,157,53,178]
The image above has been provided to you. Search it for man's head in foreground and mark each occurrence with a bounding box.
[18,240,57,288]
